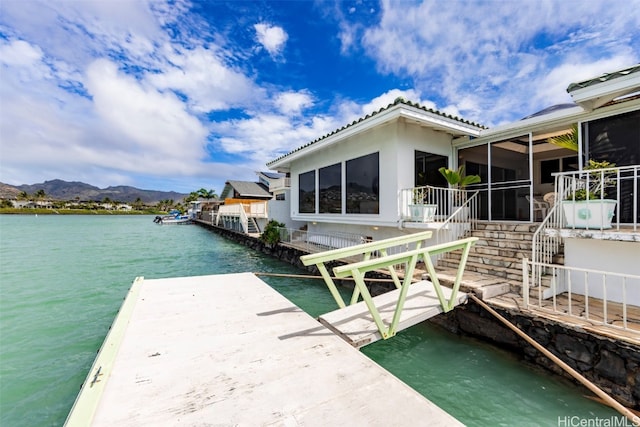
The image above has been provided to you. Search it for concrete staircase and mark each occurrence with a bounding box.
[431,222,560,299]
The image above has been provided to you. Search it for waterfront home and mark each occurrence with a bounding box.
[267,64,640,322]
[215,180,273,235]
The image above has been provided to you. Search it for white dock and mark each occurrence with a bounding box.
[65,273,463,426]
[319,280,467,348]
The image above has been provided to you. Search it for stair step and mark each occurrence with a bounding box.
[475,238,533,250]
[443,252,522,269]
[449,245,530,259]
[471,229,535,241]
[438,259,523,280]
[475,223,539,233]
[445,251,524,268]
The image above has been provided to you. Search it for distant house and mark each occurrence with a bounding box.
[216,180,273,236]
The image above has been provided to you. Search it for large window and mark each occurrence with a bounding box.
[415,151,448,187]
[586,110,640,166]
[298,170,315,213]
[585,110,640,224]
[346,152,379,214]
[319,163,342,213]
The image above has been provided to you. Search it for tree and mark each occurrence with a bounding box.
[547,123,578,152]
[18,191,28,200]
[184,191,199,203]
[133,197,143,211]
[34,189,46,200]
[197,188,218,199]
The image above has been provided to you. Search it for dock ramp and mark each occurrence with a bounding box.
[301,232,478,347]
[319,279,467,348]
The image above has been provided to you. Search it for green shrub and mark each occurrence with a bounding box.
[260,220,285,245]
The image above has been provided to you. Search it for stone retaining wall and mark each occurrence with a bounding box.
[196,222,640,410]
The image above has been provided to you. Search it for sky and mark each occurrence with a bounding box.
[0,0,639,194]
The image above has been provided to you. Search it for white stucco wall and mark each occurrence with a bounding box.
[564,238,640,305]
[288,118,454,230]
[268,194,305,230]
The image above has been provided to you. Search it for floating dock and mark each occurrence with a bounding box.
[65,273,463,426]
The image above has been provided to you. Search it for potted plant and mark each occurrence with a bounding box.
[561,159,617,229]
[438,166,481,207]
[408,185,437,222]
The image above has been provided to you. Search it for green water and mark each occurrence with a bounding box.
[0,215,616,426]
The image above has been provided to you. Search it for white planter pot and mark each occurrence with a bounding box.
[408,204,437,222]
[561,200,617,229]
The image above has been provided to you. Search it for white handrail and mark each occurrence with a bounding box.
[277,228,366,254]
[433,190,479,260]
[555,165,639,231]
[523,258,640,331]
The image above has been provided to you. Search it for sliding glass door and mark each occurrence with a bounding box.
[458,135,533,221]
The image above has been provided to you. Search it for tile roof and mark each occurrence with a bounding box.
[223,180,272,198]
[567,64,640,92]
[267,98,486,166]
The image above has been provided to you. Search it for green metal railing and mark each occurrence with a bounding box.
[300,231,434,308]
[301,232,478,340]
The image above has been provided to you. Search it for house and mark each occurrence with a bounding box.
[215,180,273,235]
[267,64,640,313]
[267,97,486,241]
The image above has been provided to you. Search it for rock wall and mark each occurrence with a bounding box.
[431,302,640,410]
[196,222,640,410]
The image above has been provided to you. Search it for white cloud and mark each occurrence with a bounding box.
[359,89,434,115]
[148,45,262,113]
[254,23,288,58]
[0,39,43,66]
[352,0,640,125]
[85,58,207,157]
[274,91,314,115]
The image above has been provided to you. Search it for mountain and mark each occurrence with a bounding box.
[0,179,188,204]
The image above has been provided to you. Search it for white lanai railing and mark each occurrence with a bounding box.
[555,165,639,232]
[277,228,367,254]
[269,177,291,192]
[399,185,479,260]
[531,165,639,296]
[523,258,640,331]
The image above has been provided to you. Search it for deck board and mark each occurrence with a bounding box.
[318,280,467,348]
[65,273,462,426]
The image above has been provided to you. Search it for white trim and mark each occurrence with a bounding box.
[569,72,640,110]
[269,104,483,169]
[455,97,640,148]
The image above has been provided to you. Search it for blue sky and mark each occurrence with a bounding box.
[1,0,639,194]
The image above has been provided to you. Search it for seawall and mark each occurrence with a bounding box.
[195,221,640,410]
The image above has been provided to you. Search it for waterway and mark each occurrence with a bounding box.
[0,215,617,426]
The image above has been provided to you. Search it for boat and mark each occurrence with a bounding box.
[153,210,193,225]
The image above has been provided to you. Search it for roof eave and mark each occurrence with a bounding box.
[267,104,484,170]
[460,97,640,147]
[569,72,640,111]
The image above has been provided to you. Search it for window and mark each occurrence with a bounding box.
[541,156,578,184]
[275,193,285,201]
[319,163,342,213]
[415,151,448,187]
[346,152,379,214]
[540,159,560,184]
[586,110,640,167]
[298,171,315,213]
